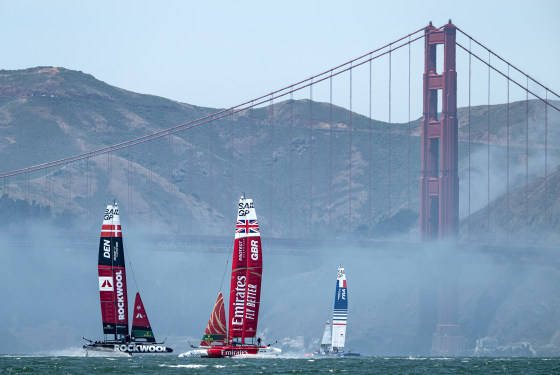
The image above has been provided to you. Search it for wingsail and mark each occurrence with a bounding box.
[331,267,348,351]
[98,203,129,341]
[200,292,227,347]
[131,292,156,343]
[228,196,263,344]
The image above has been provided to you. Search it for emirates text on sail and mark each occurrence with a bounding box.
[232,275,247,325]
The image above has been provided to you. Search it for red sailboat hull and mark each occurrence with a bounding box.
[178,344,280,358]
[206,345,261,357]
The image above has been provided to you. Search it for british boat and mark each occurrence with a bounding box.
[312,266,360,357]
[83,201,173,355]
[178,195,281,358]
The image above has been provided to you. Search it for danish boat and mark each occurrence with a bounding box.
[178,195,281,358]
[83,201,173,355]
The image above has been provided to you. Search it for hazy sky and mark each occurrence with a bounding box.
[2,1,559,118]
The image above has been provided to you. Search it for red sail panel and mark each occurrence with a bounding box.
[97,202,129,341]
[243,236,262,339]
[200,292,227,346]
[131,292,156,343]
[228,197,262,343]
[229,236,248,339]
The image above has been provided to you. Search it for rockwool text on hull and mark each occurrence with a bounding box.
[84,342,173,355]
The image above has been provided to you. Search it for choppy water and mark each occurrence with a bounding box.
[1,353,559,374]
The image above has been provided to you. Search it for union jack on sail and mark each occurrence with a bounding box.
[235,219,260,234]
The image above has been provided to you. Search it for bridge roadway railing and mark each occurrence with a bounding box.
[5,230,559,267]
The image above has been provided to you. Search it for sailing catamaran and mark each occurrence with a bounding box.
[313,266,360,357]
[178,195,281,358]
[83,201,173,355]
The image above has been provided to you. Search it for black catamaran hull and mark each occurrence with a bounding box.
[83,342,173,354]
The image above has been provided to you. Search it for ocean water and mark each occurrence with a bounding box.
[1,353,559,374]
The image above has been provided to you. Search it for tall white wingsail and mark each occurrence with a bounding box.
[331,267,347,351]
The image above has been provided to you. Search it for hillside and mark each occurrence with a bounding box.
[460,165,560,245]
[0,67,559,245]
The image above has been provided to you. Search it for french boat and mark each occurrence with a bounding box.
[312,266,360,357]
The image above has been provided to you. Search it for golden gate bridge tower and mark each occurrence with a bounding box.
[420,20,463,355]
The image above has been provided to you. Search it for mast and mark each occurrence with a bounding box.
[97,201,129,342]
[228,195,263,345]
[331,266,347,352]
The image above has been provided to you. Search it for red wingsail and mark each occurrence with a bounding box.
[200,292,227,347]
[228,197,262,344]
[131,292,156,343]
[97,202,129,341]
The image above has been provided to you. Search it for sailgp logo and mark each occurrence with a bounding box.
[104,207,118,220]
[99,276,113,291]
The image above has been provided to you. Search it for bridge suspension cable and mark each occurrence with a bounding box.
[1,26,433,180]
[456,27,560,110]
[457,26,559,246]
[348,67,352,232]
